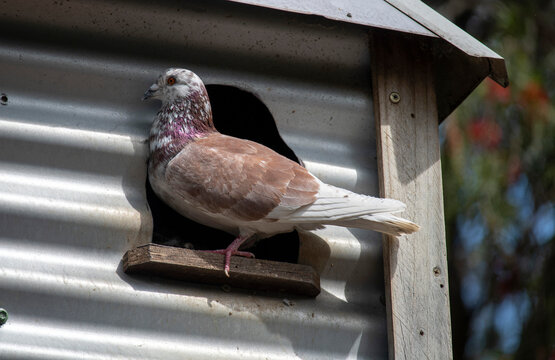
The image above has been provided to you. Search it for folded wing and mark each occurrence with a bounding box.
[269,181,419,236]
[165,132,418,236]
[164,133,319,221]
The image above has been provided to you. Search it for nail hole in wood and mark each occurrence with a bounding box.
[389,92,400,104]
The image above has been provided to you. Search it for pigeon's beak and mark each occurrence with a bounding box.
[142,83,160,101]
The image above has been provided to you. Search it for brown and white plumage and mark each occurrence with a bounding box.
[144,68,419,275]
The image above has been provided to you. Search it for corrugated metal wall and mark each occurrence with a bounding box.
[0,0,387,358]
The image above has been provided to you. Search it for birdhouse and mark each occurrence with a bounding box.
[0,1,507,359]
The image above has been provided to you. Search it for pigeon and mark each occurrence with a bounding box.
[143,68,419,276]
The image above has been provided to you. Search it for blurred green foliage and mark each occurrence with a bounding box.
[426,0,554,358]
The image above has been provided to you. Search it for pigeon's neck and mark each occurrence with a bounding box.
[149,91,216,167]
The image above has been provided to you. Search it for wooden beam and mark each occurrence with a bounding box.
[371,30,453,359]
[123,244,320,297]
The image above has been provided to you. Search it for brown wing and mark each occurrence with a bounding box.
[165,133,320,221]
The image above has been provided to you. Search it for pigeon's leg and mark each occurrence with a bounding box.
[205,235,254,277]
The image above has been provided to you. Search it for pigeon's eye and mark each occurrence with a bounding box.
[167,77,176,86]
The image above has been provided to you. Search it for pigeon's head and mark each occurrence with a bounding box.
[142,68,207,104]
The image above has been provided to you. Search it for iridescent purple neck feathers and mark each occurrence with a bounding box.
[149,88,216,167]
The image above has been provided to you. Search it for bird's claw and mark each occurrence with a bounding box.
[203,248,255,277]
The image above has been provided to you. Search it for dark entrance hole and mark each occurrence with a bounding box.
[146,85,301,264]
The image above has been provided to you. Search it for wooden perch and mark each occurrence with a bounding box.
[123,244,320,297]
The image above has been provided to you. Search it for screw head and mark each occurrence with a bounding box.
[0,308,8,325]
[389,92,400,104]
[433,266,441,276]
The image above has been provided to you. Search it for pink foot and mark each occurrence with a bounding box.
[203,235,254,276]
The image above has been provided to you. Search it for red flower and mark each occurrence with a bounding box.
[518,81,550,121]
[519,81,549,106]
[468,117,503,149]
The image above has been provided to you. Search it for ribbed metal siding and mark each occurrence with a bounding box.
[0,1,387,358]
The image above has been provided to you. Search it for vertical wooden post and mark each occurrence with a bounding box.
[371,30,453,359]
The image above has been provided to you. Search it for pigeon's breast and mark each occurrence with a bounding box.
[148,167,299,239]
[148,168,242,235]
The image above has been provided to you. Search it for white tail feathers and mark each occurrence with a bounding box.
[271,181,420,237]
[332,213,420,237]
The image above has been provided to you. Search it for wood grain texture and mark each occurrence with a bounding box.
[371,30,453,359]
[123,244,320,297]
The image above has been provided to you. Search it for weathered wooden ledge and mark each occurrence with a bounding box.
[123,243,320,297]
